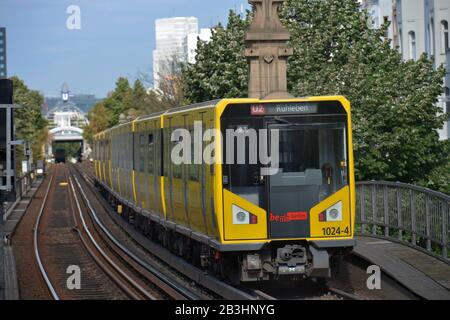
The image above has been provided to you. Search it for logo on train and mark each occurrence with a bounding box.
[270,211,308,223]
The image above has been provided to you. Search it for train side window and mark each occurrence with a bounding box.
[129,131,134,171]
[120,133,126,169]
[139,134,145,172]
[125,132,129,170]
[113,134,117,167]
[148,133,154,174]
[122,133,125,168]
[119,134,122,168]
[100,140,103,162]
[122,133,126,168]
[163,127,169,177]
[172,127,182,179]
[118,134,121,168]
[189,127,199,181]
[160,128,164,177]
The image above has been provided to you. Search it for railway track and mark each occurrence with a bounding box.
[245,281,362,300]
[68,165,201,300]
[33,165,129,299]
[32,164,201,300]
[73,163,263,300]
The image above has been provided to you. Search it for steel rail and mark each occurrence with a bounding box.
[328,287,362,300]
[70,167,199,300]
[33,168,60,300]
[68,176,156,300]
[75,164,256,300]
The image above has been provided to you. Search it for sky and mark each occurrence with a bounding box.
[0,0,250,98]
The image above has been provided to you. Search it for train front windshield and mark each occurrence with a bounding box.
[221,101,350,238]
[274,122,348,200]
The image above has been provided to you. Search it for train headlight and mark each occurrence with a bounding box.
[237,211,247,222]
[325,202,343,222]
[232,205,250,225]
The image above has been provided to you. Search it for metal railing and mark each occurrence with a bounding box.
[2,171,36,221]
[15,172,34,200]
[356,181,449,262]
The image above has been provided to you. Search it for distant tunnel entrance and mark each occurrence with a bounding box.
[52,140,83,163]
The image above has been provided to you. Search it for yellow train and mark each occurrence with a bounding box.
[93,96,356,282]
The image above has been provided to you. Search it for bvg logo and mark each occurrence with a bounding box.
[270,212,308,223]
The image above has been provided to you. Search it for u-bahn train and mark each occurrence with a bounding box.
[93,96,356,283]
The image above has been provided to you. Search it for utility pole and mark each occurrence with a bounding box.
[245,0,293,99]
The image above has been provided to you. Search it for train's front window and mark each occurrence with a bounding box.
[273,123,348,200]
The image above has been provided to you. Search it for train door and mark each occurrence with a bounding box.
[266,123,314,239]
[265,121,349,239]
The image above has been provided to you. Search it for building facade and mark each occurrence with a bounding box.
[0,28,6,79]
[446,48,450,137]
[185,28,212,64]
[152,17,199,90]
[365,0,395,41]
[45,83,90,158]
[364,0,450,139]
[46,84,89,131]
[152,17,212,90]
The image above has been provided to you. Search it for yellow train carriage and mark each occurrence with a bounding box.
[133,112,165,217]
[93,96,355,282]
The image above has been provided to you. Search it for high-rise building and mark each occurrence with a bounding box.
[0,27,7,79]
[185,28,212,64]
[363,0,450,140]
[152,17,199,90]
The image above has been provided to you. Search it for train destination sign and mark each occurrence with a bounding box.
[250,103,318,116]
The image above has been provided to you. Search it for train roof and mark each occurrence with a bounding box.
[93,96,350,139]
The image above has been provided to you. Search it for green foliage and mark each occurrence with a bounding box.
[83,102,110,145]
[54,142,81,158]
[182,0,450,194]
[182,10,250,103]
[83,78,171,145]
[11,76,48,170]
[417,142,450,195]
[282,0,449,186]
[105,77,134,127]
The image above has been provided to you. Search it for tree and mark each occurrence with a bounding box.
[182,0,450,193]
[104,77,134,127]
[281,0,449,185]
[54,142,81,158]
[11,76,48,171]
[132,79,172,115]
[83,102,109,145]
[83,76,173,145]
[182,10,250,103]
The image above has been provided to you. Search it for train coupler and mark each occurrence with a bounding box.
[240,244,331,282]
[275,245,307,276]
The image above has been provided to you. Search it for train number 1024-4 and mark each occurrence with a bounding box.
[322,226,349,236]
